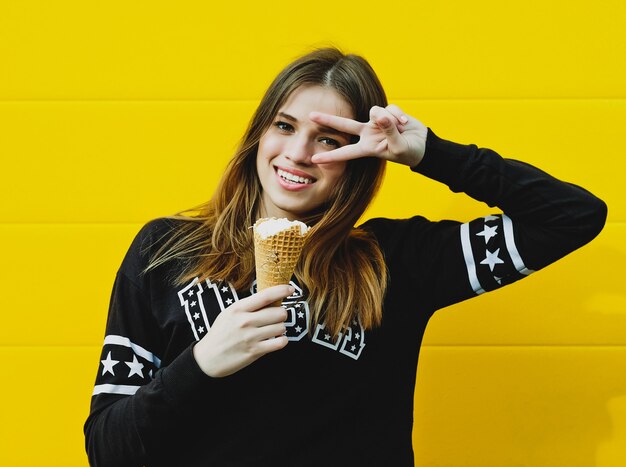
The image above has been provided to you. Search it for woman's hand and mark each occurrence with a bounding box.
[192,285,293,378]
[310,104,428,167]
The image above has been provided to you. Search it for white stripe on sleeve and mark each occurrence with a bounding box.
[502,215,534,276]
[92,384,141,396]
[103,335,162,368]
[460,222,486,294]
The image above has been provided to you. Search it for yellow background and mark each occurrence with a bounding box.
[1,1,625,465]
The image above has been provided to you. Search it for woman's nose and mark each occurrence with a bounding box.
[285,136,313,164]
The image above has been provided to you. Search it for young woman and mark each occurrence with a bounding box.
[84,48,607,466]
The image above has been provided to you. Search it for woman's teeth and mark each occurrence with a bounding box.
[277,168,314,184]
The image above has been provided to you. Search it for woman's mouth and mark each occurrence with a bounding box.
[276,168,315,185]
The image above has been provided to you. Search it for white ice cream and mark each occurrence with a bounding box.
[254,218,310,239]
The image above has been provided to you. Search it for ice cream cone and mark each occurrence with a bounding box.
[253,218,309,306]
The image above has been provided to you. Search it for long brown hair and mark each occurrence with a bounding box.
[147,47,388,337]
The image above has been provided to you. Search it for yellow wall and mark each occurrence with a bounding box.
[1,1,625,465]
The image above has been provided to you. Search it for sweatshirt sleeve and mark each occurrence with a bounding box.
[83,221,219,466]
[365,129,607,313]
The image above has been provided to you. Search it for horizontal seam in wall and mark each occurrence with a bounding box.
[3,344,626,349]
[1,97,626,103]
[0,222,147,226]
[0,345,102,349]
[422,344,626,348]
[1,221,625,227]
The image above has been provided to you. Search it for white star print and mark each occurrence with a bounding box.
[193,312,200,320]
[295,326,302,332]
[494,276,502,284]
[484,215,499,222]
[351,345,356,351]
[476,224,498,243]
[221,286,228,293]
[198,326,205,333]
[188,290,194,297]
[324,333,331,341]
[295,303,301,308]
[190,300,197,307]
[225,298,233,305]
[297,311,304,318]
[356,333,360,339]
[481,248,505,271]
[126,355,144,378]
[101,351,119,376]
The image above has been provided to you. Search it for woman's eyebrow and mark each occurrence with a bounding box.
[277,111,298,122]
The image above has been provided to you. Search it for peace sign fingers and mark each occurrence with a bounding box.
[309,105,427,167]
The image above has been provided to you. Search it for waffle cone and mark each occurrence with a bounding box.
[254,221,307,306]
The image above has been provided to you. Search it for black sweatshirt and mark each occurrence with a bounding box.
[84,130,607,466]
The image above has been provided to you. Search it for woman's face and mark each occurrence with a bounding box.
[256,85,354,220]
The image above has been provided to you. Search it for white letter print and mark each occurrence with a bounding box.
[312,319,366,360]
[178,278,210,341]
[178,278,240,341]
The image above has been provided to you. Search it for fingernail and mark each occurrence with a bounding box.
[400,115,408,124]
[288,286,295,294]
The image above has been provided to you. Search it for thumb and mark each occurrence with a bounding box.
[377,115,394,131]
[370,106,395,133]
[370,105,403,135]
[372,113,405,153]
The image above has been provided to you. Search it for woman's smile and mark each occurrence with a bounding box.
[274,166,316,189]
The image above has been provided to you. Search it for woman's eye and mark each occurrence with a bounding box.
[274,121,293,132]
[319,137,340,148]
